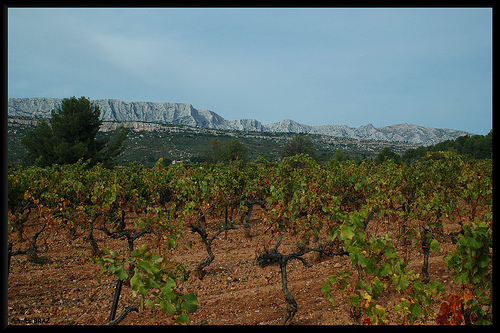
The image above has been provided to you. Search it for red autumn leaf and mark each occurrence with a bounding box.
[362,317,372,325]
[451,310,464,325]
[438,302,451,316]
[436,314,449,325]
[463,288,473,304]
[448,295,462,312]
[448,294,460,304]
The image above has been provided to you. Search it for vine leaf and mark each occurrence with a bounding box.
[430,239,439,254]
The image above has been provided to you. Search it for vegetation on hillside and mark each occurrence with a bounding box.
[9,119,417,168]
[375,130,492,165]
[8,100,491,169]
[195,138,248,163]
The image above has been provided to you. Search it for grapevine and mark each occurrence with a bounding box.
[7,151,492,325]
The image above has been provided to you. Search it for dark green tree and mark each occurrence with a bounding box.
[281,135,317,159]
[21,119,59,167]
[484,130,492,158]
[375,147,401,164]
[21,96,128,168]
[402,130,492,164]
[100,124,130,168]
[454,136,468,154]
[223,138,247,162]
[201,138,247,163]
[333,149,349,162]
[201,138,224,164]
[403,146,427,164]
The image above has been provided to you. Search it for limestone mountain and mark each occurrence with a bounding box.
[8,97,472,146]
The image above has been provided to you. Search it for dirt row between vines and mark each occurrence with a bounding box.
[7,208,463,325]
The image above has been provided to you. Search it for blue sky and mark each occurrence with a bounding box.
[8,8,492,134]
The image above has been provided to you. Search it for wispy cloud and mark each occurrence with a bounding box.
[8,8,492,134]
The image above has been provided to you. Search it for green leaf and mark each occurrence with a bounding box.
[130,248,142,257]
[349,293,360,307]
[321,281,331,295]
[149,253,164,265]
[182,293,198,313]
[114,264,128,280]
[165,277,176,288]
[372,278,383,299]
[130,273,148,296]
[160,283,176,299]
[410,303,422,318]
[136,260,160,278]
[393,274,410,291]
[321,281,337,308]
[159,299,175,314]
[477,254,490,268]
[144,299,155,310]
[430,239,439,254]
[384,247,398,259]
[144,277,161,289]
[467,237,483,249]
[176,312,190,325]
[379,263,392,276]
[455,271,470,285]
[340,224,356,240]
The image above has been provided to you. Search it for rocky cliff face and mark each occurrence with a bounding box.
[8,97,263,131]
[8,97,471,146]
[262,119,472,146]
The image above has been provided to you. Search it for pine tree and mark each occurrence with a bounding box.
[22,96,128,168]
[281,135,317,159]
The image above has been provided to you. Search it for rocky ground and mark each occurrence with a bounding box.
[7,208,463,326]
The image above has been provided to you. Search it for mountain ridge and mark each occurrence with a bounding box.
[8,97,473,146]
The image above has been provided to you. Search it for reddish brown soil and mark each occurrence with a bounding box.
[7,208,463,326]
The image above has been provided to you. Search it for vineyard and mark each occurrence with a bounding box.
[7,152,492,325]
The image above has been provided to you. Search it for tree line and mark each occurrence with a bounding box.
[401,130,492,163]
[190,130,493,165]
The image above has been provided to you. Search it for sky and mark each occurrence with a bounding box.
[8,8,492,135]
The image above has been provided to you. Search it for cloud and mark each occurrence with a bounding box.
[8,8,491,134]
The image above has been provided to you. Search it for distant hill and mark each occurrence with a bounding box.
[8,116,421,167]
[8,97,473,146]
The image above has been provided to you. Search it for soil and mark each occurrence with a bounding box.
[7,207,464,326]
